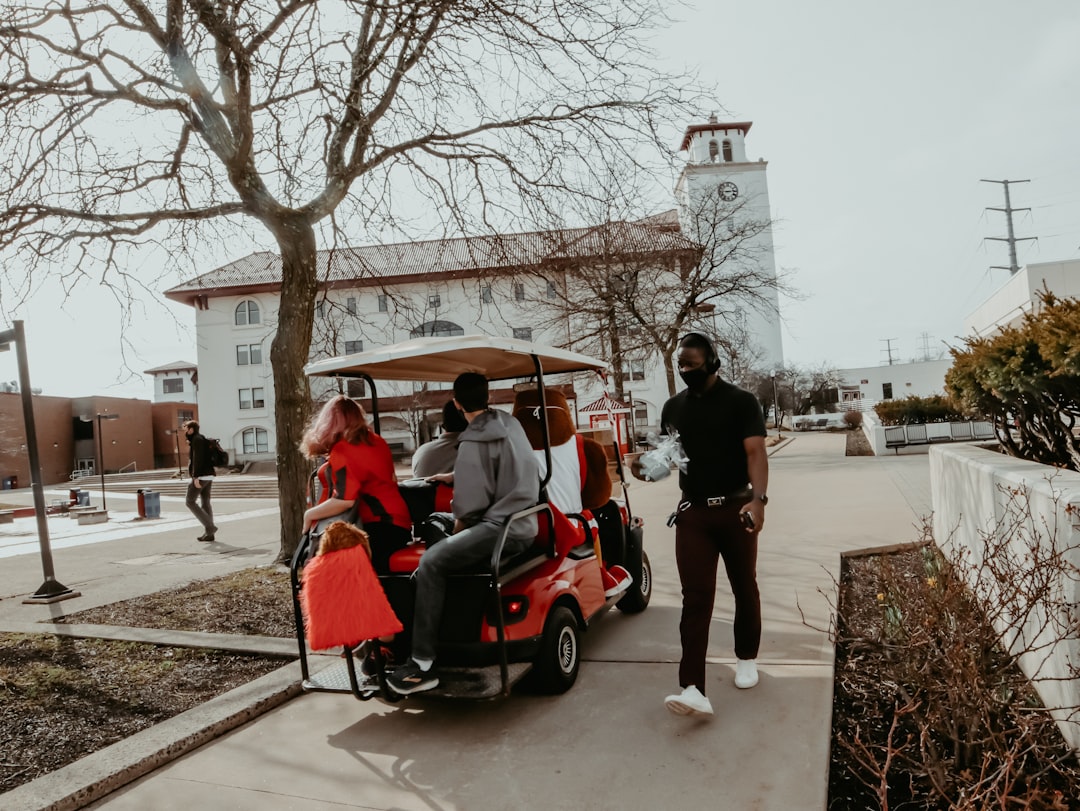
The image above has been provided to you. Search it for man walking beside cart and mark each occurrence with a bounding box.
[387,372,539,695]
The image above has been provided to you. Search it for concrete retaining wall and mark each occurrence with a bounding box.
[930,443,1080,752]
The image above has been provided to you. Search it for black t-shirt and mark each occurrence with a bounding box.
[660,379,766,499]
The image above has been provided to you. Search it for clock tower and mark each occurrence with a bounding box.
[674,115,784,371]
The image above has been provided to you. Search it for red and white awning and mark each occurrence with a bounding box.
[580,395,630,414]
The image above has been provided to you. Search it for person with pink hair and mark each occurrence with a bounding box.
[301,395,412,573]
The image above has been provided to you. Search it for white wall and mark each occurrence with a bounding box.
[195,273,676,461]
[964,258,1080,339]
[930,444,1080,752]
[150,369,197,403]
[839,358,953,406]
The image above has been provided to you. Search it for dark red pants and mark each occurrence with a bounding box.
[675,503,760,692]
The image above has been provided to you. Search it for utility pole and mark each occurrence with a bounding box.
[918,332,933,362]
[881,338,898,366]
[981,179,1036,274]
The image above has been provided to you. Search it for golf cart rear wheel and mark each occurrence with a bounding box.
[531,606,580,694]
[616,551,652,614]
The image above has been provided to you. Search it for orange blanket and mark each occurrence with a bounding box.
[300,544,403,650]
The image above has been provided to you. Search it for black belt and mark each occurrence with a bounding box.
[682,488,753,509]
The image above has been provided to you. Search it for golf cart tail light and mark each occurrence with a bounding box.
[490,596,530,625]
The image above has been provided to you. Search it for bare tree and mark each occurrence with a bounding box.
[0,1,697,559]
[533,186,792,397]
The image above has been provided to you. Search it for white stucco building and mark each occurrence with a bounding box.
[143,361,198,404]
[163,116,785,463]
[964,258,1080,338]
[837,359,954,411]
[674,117,783,369]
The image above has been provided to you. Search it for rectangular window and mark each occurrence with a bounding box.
[480,285,493,303]
[513,327,533,341]
[346,379,366,398]
[162,378,184,394]
[237,344,262,365]
[344,340,363,354]
[514,283,526,302]
[882,382,894,400]
[347,297,357,315]
[545,281,557,299]
[177,409,194,423]
[634,404,649,425]
[315,300,325,318]
[378,294,388,312]
[428,293,441,309]
[239,388,266,410]
[624,360,646,381]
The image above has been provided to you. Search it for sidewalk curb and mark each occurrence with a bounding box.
[0,662,303,811]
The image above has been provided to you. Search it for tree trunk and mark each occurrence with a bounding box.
[663,354,677,397]
[269,214,319,562]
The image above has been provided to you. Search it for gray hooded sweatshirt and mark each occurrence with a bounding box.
[452,409,539,541]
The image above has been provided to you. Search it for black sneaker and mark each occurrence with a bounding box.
[386,659,439,695]
[360,645,394,676]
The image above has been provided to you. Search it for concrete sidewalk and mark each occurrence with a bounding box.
[0,436,935,811]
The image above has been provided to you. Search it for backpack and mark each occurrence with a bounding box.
[207,437,229,468]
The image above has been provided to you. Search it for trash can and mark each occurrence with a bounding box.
[77,490,90,506]
[1,476,13,490]
[69,488,81,505]
[143,490,161,519]
[136,488,147,519]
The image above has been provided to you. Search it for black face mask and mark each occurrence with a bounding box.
[679,367,711,392]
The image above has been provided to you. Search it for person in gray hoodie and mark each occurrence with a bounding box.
[387,372,539,695]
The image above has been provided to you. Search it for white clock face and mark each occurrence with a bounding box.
[718,181,739,201]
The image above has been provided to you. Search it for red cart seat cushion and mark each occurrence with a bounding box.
[388,542,427,573]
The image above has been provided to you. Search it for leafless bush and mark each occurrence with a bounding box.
[830,484,1080,809]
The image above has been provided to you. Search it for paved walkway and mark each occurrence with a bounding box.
[0,436,935,811]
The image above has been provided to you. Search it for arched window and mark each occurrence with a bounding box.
[241,427,269,454]
[722,139,733,162]
[410,320,464,338]
[235,300,260,326]
[708,140,719,161]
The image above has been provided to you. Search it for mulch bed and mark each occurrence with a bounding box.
[1,567,296,794]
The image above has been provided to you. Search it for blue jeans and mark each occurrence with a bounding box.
[185,479,215,533]
[411,522,527,663]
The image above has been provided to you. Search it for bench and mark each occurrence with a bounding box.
[69,506,108,525]
[885,424,930,454]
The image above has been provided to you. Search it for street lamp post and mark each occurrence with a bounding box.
[166,428,183,477]
[82,413,120,510]
[771,371,781,436]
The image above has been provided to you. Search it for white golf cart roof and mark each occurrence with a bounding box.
[304,334,609,383]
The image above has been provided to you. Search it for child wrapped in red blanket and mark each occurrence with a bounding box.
[300,521,403,650]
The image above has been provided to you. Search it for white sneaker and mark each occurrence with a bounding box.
[734,659,759,689]
[664,685,714,716]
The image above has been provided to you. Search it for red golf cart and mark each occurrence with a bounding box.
[290,334,651,701]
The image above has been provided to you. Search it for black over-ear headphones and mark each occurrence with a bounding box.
[679,332,721,374]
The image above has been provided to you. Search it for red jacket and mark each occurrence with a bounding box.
[325,435,410,531]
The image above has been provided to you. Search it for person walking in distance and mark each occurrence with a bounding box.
[184,420,218,542]
[651,333,769,717]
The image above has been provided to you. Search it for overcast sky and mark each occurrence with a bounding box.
[3,0,1079,398]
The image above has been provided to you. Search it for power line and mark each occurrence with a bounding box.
[981,178,1037,275]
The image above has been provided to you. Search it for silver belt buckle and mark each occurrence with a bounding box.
[706,496,724,507]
